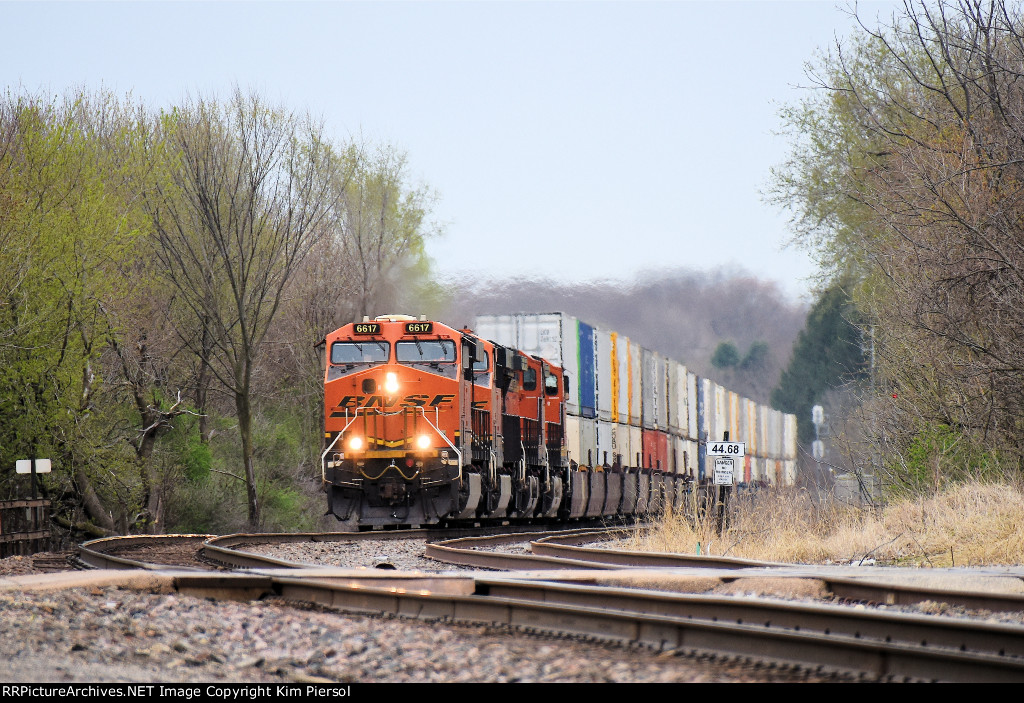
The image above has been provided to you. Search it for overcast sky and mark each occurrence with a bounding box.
[4,1,899,302]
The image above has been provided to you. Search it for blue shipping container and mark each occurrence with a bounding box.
[578,321,596,418]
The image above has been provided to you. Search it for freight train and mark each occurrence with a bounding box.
[322,312,797,527]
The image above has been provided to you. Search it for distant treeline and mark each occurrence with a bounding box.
[442,269,808,405]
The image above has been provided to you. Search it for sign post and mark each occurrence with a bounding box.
[706,436,745,534]
[16,459,51,500]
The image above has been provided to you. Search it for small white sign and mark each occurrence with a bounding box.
[707,441,745,457]
[713,457,734,485]
[15,459,51,474]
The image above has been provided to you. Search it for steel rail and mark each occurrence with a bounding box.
[430,529,1024,613]
[201,526,616,571]
[423,530,629,571]
[260,573,1024,682]
[529,534,1024,613]
[532,531,784,569]
[71,529,1024,680]
[77,534,213,570]
[475,577,1024,660]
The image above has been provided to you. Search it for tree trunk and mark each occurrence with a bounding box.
[74,468,117,534]
[235,389,261,529]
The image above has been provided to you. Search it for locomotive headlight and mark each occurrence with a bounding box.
[384,371,399,394]
[416,434,431,450]
[348,436,364,451]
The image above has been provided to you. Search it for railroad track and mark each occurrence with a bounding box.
[72,528,1024,681]
[75,534,217,571]
[422,530,1024,614]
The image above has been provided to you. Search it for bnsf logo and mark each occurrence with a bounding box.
[331,394,456,414]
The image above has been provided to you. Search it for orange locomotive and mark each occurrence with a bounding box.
[322,315,567,526]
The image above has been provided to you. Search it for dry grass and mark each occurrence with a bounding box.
[625,480,1024,567]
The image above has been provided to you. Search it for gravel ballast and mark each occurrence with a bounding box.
[0,579,836,683]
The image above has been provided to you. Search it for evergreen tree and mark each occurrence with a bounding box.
[771,285,865,442]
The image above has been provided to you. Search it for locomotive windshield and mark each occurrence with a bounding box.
[473,350,491,387]
[396,339,457,378]
[330,341,390,364]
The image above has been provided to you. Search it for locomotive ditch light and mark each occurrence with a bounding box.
[416,434,432,450]
[384,371,400,394]
[348,436,364,451]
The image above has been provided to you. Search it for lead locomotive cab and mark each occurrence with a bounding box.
[321,315,479,527]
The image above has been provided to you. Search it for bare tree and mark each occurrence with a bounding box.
[146,88,335,527]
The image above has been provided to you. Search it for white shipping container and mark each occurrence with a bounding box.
[641,348,656,430]
[630,425,643,469]
[784,413,798,460]
[714,383,727,443]
[757,404,769,459]
[580,417,598,468]
[628,339,642,426]
[612,422,631,469]
[596,328,613,422]
[687,439,698,478]
[672,435,687,476]
[596,420,614,468]
[666,358,679,435]
[744,399,757,455]
[687,372,698,441]
[700,378,714,445]
[675,363,689,438]
[768,409,782,459]
[476,312,798,485]
[738,398,751,447]
[564,415,581,469]
[783,459,797,486]
[475,312,584,417]
[656,354,669,430]
[729,392,740,442]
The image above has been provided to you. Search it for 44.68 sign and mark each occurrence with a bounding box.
[707,441,745,457]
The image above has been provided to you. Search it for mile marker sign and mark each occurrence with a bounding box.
[707,442,745,457]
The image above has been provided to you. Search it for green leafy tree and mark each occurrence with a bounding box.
[0,90,155,532]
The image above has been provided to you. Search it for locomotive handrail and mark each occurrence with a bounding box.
[320,408,365,482]
[323,405,463,485]
[320,430,344,482]
[416,405,463,484]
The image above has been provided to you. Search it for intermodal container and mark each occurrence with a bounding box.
[595,328,613,422]
[628,339,642,426]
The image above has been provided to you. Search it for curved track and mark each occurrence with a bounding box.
[72,529,1024,681]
